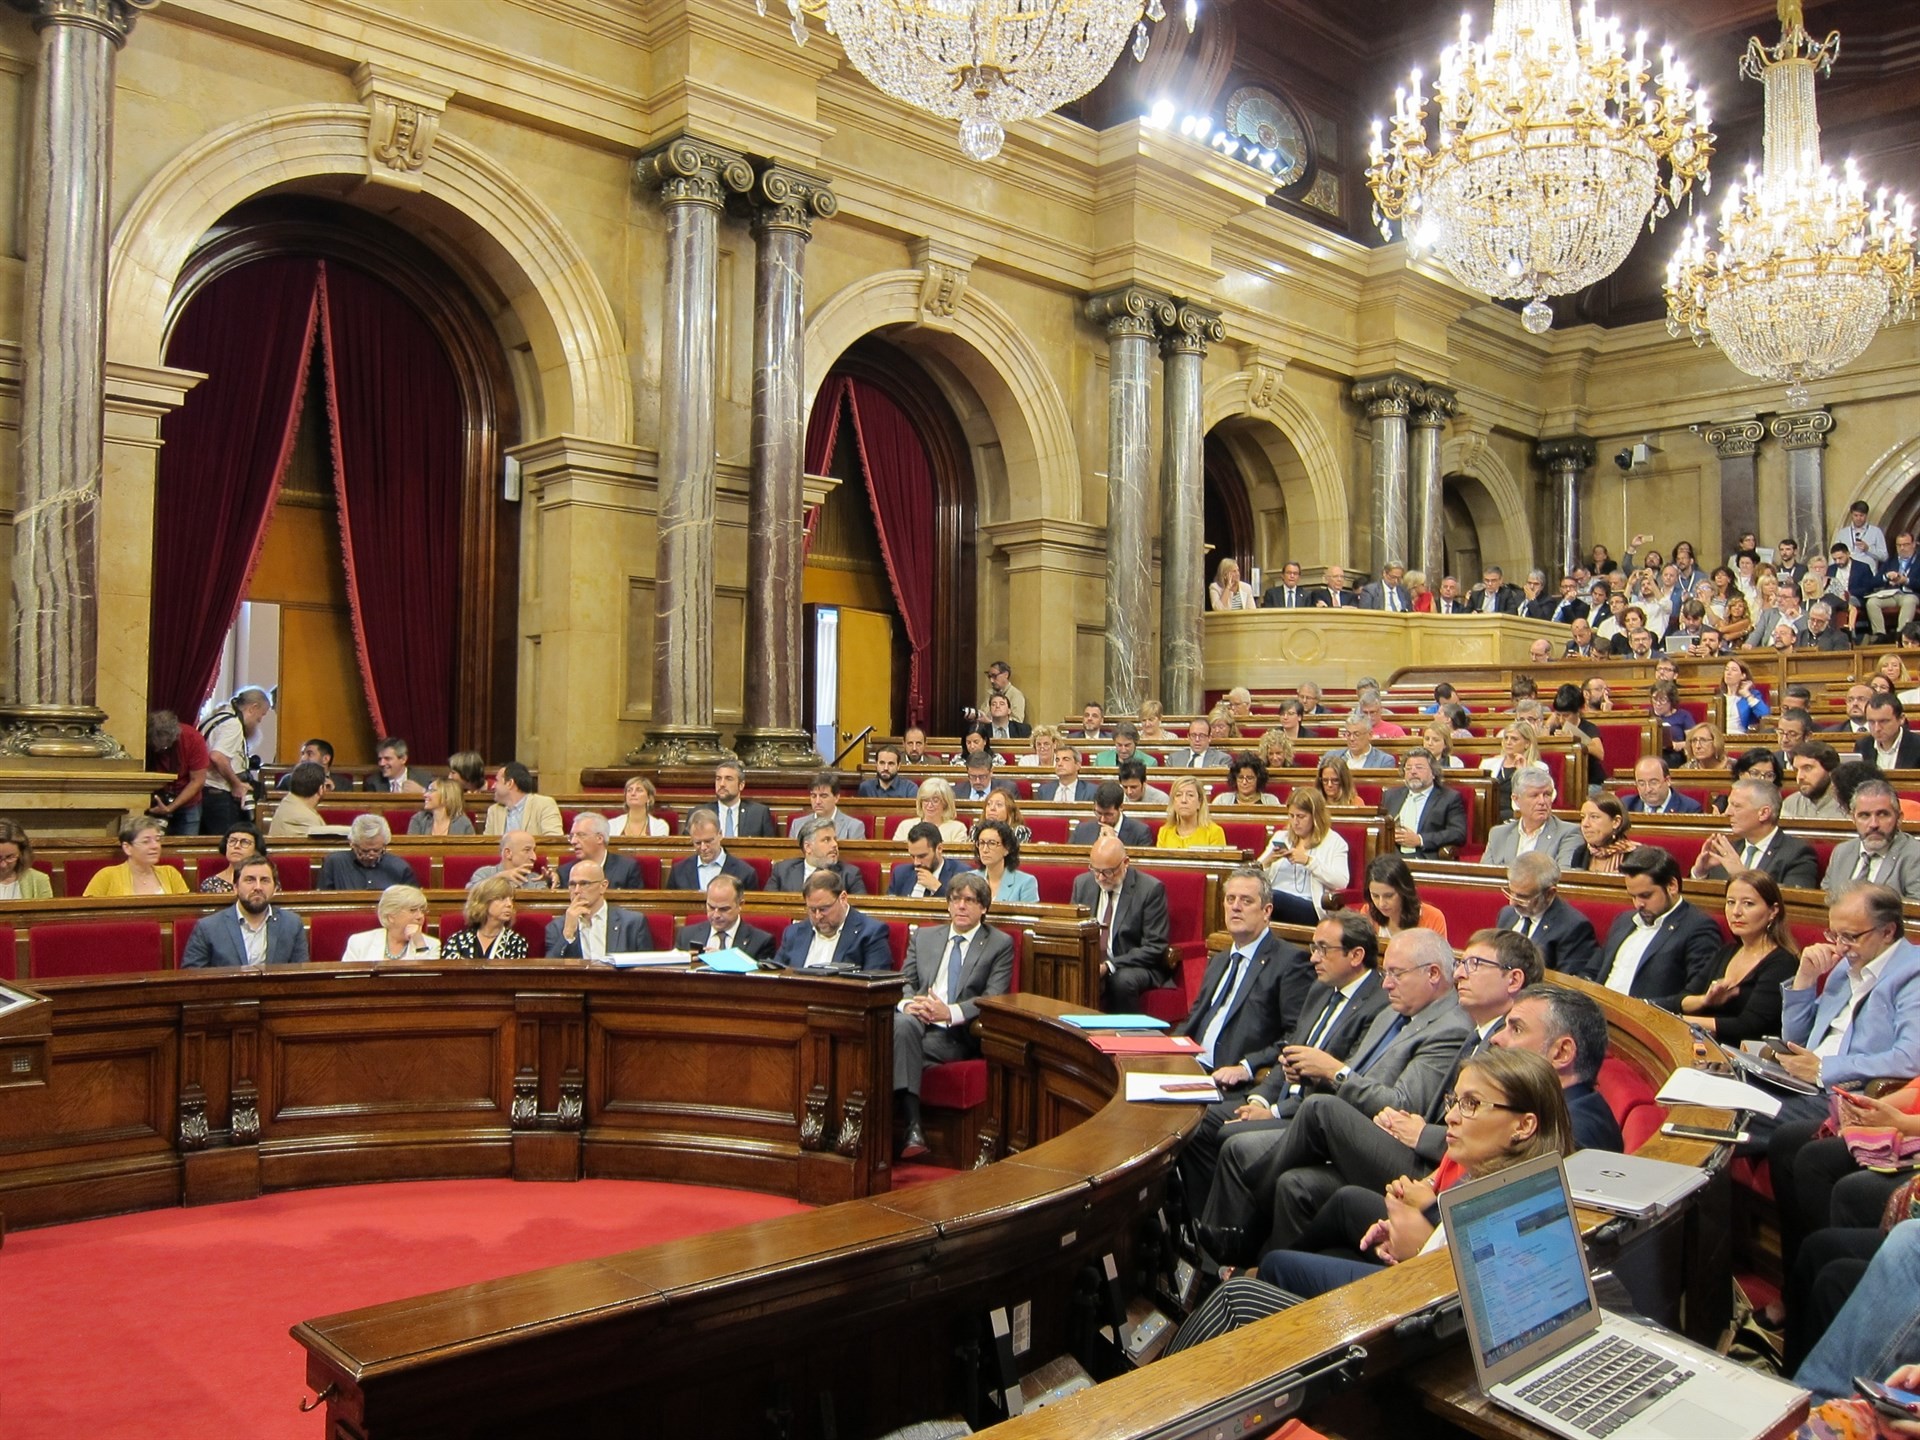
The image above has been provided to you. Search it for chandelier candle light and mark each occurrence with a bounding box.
[1664,0,1917,408]
[1367,0,1714,334]
[760,0,1193,161]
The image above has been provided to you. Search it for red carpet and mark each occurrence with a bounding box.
[0,1179,811,1440]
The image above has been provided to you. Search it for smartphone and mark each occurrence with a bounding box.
[1662,1120,1748,1144]
[1760,1035,1791,1053]
[1855,1377,1920,1418]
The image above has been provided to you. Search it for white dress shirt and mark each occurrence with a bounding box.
[238,904,271,966]
[804,925,841,968]
[577,904,609,961]
[1604,912,1665,993]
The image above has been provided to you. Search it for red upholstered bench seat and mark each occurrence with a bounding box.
[1595,1054,1667,1153]
[921,1059,987,1109]
[28,919,164,979]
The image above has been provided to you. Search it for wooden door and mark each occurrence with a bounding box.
[836,607,895,749]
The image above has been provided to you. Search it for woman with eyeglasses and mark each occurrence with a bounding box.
[1167,1048,1573,1351]
[1679,869,1798,1045]
[971,818,1038,905]
[1316,753,1358,807]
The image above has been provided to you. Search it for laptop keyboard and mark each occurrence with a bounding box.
[1514,1334,1695,1437]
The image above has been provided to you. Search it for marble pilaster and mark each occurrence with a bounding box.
[1408,387,1454,584]
[1770,409,1835,553]
[627,136,752,767]
[1535,438,1595,582]
[1693,420,1766,563]
[1086,286,1174,717]
[736,162,835,771]
[1157,302,1222,717]
[0,0,154,759]
[1351,375,1420,577]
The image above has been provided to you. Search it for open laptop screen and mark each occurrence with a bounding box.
[1447,1158,1595,1371]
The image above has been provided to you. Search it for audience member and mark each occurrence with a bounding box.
[1690,777,1821,888]
[1825,778,1920,904]
[1365,853,1448,942]
[84,815,188,897]
[364,738,429,793]
[1261,560,1309,609]
[1570,793,1637,875]
[268,762,330,839]
[0,820,50,900]
[315,814,421,891]
[770,816,868,894]
[1858,694,1920,770]
[1074,835,1171,1011]
[1381,750,1466,859]
[1257,789,1349,926]
[199,823,267,893]
[774,870,892,972]
[146,709,209,835]
[887,820,965,897]
[1783,742,1848,821]
[676,874,777,960]
[1482,763,1580,867]
[466,829,555,890]
[981,660,1027,722]
[558,811,640,889]
[666,810,758,892]
[484,762,562,836]
[440,875,530,959]
[180,855,306,967]
[1577,846,1722,1009]
[341,884,439,962]
[1495,853,1597,977]
[1210,556,1259,611]
[407,776,475,836]
[893,776,968,844]
[1157,776,1227,850]
[1356,564,1412,612]
[859,744,919,800]
[545,861,650,959]
[1038,747,1098,803]
[1678,870,1798,1044]
[199,686,272,832]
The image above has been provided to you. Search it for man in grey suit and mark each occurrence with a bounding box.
[786,772,867,841]
[1355,563,1413,613]
[1166,718,1232,769]
[1197,928,1472,1255]
[544,861,653,958]
[1036,748,1099,804]
[893,871,1015,1158]
[1072,835,1170,1010]
[768,817,870,895]
[1481,763,1582,868]
[180,857,309,967]
[1823,778,1920,903]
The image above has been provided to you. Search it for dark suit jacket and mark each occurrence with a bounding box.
[1466,583,1522,615]
[1696,829,1822,890]
[1036,778,1100,803]
[886,855,968,897]
[682,799,776,838]
[1528,596,1590,624]
[1567,1081,1625,1152]
[1310,585,1349,609]
[902,922,1015,1022]
[991,721,1033,740]
[1069,815,1154,846]
[1379,784,1467,856]
[316,851,421,891]
[956,779,1019,804]
[180,906,309,968]
[665,852,759,892]
[1262,584,1314,609]
[1856,731,1920,770]
[673,919,776,961]
[1495,897,1598,979]
[1246,971,1390,1106]
[1584,899,1724,1010]
[559,852,642,889]
[771,906,894,971]
[767,858,869,895]
[544,905,652,958]
[362,768,436,792]
[1070,867,1170,981]
[1620,789,1703,814]
[1175,932,1312,1075]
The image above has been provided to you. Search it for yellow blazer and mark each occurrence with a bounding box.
[84,862,190,897]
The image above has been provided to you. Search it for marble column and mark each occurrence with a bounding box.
[1086,286,1174,716]
[1350,375,1419,577]
[1535,438,1595,581]
[627,136,752,767]
[735,162,836,771]
[1694,420,1767,562]
[1157,301,1223,716]
[1770,409,1835,555]
[0,0,155,759]
[1408,387,1455,584]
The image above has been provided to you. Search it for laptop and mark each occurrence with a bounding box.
[1439,1154,1806,1440]
[1563,1150,1710,1219]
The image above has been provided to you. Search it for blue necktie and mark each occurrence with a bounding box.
[1354,1013,1409,1072]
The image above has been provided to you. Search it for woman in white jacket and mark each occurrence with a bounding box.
[340,884,441,963]
[1257,789,1349,925]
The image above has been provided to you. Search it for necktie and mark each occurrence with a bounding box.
[705,928,722,952]
[1741,842,1759,868]
[1354,1013,1409,1072]
[1100,890,1117,956]
[1194,952,1246,1066]
[1301,989,1340,1050]
[1286,588,1296,607]
[722,806,736,838]
[1856,851,1875,882]
[939,934,965,1004]
[1387,589,1399,612]
[1520,915,1536,939]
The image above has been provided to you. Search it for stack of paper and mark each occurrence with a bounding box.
[1123,1072,1220,1104]
[1060,1013,1169,1031]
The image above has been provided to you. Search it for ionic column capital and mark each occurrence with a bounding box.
[1161,301,1224,358]
[640,135,754,211]
[1694,418,1767,460]
[6,0,155,45]
[1410,385,1456,430]
[1770,408,1835,452]
[1350,373,1422,420]
[748,161,836,238]
[1536,436,1596,473]
[1086,285,1176,341]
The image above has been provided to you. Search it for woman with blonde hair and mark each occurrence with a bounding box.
[1421,723,1465,770]
[1157,776,1228,849]
[892,776,968,844]
[440,875,529,960]
[1257,788,1349,923]
[1405,569,1433,612]
[1210,556,1259,611]
[1681,722,1728,770]
[0,819,51,900]
[340,883,440,963]
[85,815,188,897]
[1020,725,1060,767]
[408,777,475,836]
[607,775,670,836]
[1136,701,1171,744]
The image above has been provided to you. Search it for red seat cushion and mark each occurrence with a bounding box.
[1024,815,1071,845]
[308,911,367,963]
[1218,820,1272,854]
[271,855,314,892]
[1028,863,1079,905]
[1141,985,1189,1023]
[921,1058,987,1109]
[29,920,165,978]
[442,854,496,890]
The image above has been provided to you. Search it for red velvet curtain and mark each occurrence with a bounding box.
[843,377,937,726]
[149,256,321,719]
[802,375,849,556]
[317,260,464,763]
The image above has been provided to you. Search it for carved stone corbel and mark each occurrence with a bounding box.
[555,1081,584,1131]
[510,1076,538,1129]
[353,62,456,192]
[1242,349,1289,415]
[833,1090,866,1157]
[799,1084,830,1151]
[230,1086,260,1146]
[909,238,976,328]
[178,1090,209,1151]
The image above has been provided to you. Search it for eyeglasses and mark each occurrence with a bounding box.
[1457,953,1518,975]
[1444,1092,1519,1119]
[1308,940,1355,956]
[1825,925,1888,948]
[1088,864,1124,880]
[1380,962,1434,982]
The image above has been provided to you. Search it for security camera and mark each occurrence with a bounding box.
[1614,449,1634,472]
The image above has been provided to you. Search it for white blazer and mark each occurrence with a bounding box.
[341,929,442,963]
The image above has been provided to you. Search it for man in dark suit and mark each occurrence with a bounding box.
[666,809,759,892]
[1530,576,1589,625]
[1036,748,1099,804]
[1068,780,1154,846]
[1261,560,1311,610]
[1578,846,1723,1010]
[982,693,1030,741]
[1771,537,1807,592]
[544,861,653,957]
[362,737,432,793]
[767,817,869,895]
[674,874,776,959]
[1563,617,1599,657]
[893,872,1015,1157]
[956,753,1017,804]
[1495,852,1598,978]
[557,811,642,889]
[857,744,919,800]
[1431,575,1466,614]
[774,871,893,973]
[1690,777,1823,889]
[1857,694,1920,770]
[1621,754,1703,814]
[1310,563,1350,609]
[1829,542,1878,628]
[887,821,967,897]
[180,857,310,967]
[689,760,776,839]
[1466,564,1523,615]
[1072,834,1170,1011]
[1379,751,1467,859]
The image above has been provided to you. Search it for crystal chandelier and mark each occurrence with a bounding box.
[1366,0,1714,334]
[1664,1,1917,408]
[757,0,1190,162]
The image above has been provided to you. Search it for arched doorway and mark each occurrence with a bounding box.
[153,197,520,763]
[1441,480,1484,583]
[1881,468,1920,545]
[1204,432,1258,592]
[804,338,978,738]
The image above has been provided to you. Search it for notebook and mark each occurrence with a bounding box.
[1439,1154,1806,1440]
